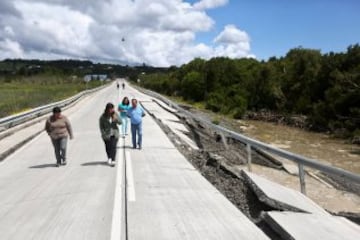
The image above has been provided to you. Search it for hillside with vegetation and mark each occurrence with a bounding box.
[138,45,360,141]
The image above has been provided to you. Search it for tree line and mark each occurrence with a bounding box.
[138,44,360,141]
[0,59,168,117]
[0,59,167,82]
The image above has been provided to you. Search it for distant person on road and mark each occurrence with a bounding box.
[122,82,125,89]
[45,106,73,167]
[127,98,145,149]
[99,103,121,166]
[116,82,119,89]
[118,96,131,137]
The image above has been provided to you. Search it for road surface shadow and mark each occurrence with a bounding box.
[81,161,110,167]
[120,145,174,150]
[120,146,134,149]
[29,163,57,168]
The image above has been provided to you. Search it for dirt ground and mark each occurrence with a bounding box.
[151,103,360,231]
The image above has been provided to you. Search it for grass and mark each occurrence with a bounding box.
[0,78,102,118]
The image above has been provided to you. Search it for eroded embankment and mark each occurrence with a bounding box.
[153,117,282,239]
[148,103,360,234]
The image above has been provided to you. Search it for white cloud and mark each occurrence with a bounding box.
[0,39,24,58]
[0,0,253,66]
[213,25,253,59]
[214,25,250,44]
[193,0,228,10]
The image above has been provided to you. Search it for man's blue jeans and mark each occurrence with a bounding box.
[131,123,142,148]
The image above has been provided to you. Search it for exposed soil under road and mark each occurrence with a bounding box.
[147,102,360,236]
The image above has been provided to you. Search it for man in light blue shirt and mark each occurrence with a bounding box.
[127,98,145,149]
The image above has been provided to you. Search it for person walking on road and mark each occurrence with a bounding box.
[99,103,121,166]
[118,96,131,137]
[127,98,145,150]
[45,106,73,167]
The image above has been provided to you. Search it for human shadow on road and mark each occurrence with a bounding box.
[81,161,110,167]
[29,163,58,168]
[119,146,134,149]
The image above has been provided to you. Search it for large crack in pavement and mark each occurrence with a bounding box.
[142,99,360,237]
[148,111,285,239]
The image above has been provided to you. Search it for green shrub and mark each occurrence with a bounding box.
[205,91,223,112]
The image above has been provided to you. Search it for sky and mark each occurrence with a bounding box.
[0,0,359,67]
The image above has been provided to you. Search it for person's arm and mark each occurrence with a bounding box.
[118,104,124,112]
[126,109,132,118]
[65,117,74,139]
[141,108,146,117]
[45,119,51,135]
[99,116,107,139]
[112,113,122,125]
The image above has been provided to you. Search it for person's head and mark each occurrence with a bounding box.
[122,97,130,105]
[104,102,115,116]
[131,98,138,108]
[52,106,61,118]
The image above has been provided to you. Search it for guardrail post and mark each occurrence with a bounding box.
[298,163,306,195]
[247,143,252,172]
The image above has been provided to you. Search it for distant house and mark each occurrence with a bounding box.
[83,74,108,82]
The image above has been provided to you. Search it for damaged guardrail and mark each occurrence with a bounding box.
[0,84,107,132]
[139,87,360,195]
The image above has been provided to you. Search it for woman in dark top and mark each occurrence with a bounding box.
[99,103,121,166]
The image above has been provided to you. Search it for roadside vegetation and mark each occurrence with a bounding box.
[0,59,166,118]
[0,77,101,117]
[137,44,360,142]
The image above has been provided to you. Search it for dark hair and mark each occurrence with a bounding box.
[53,106,61,113]
[105,102,114,110]
[122,97,130,105]
[104,103,114,115]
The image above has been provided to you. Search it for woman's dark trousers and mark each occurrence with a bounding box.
[104,136,118,161]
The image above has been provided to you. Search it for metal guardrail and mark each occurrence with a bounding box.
[0,84,107,131]
[140,87,360,194]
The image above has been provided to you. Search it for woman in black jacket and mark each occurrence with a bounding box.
[99,103,121,166]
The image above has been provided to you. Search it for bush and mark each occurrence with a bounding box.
[181,71,205,101]
[231,95,247,119]
[205,91,223,112]
[211,117,220,125]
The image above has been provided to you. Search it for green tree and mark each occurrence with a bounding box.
[282,47,322,113]
[181,71,205,101]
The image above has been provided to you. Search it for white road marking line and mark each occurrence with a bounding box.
[126,151,136,202]
[111,138,124,240]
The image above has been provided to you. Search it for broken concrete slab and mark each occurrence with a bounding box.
[142,101,199,150]
[264,211,360,240]
[241,170,329,215]
[258,150,299,175]
[152,98,178,113]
